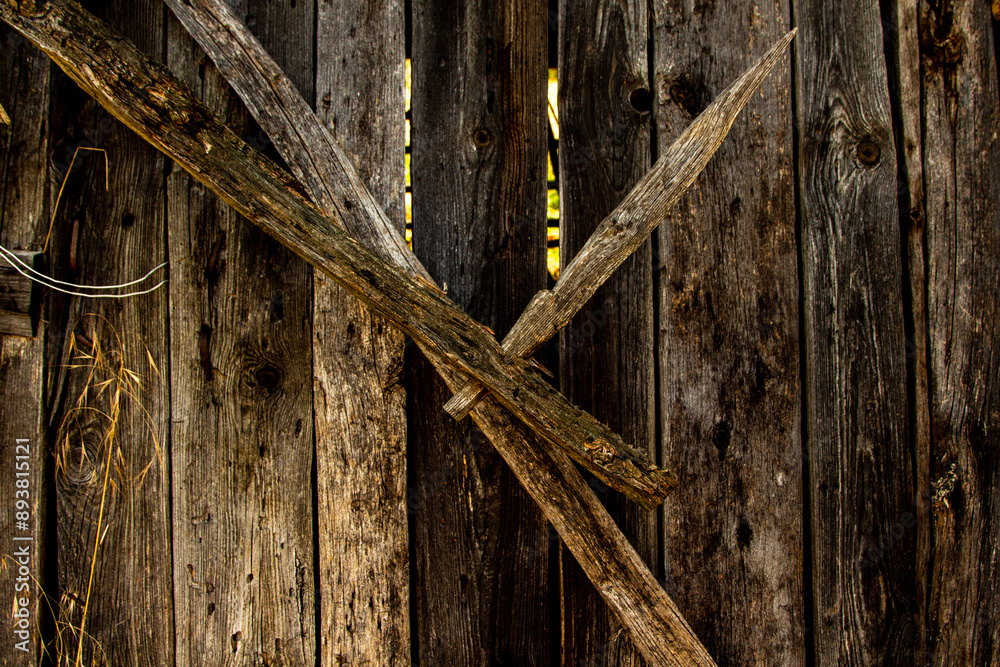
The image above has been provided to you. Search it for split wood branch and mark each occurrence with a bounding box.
[158,1,717,662]
[444,29,798,419]
[0,0,678,509]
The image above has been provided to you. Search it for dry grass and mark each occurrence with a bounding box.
[41,315,162,666]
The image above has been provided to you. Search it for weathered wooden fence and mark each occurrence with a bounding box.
[1,0,997,665]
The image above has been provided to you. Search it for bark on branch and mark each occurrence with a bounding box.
[0,0,678,509]
[444,29,797,419]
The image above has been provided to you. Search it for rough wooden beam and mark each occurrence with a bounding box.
[0,0,677,509]
[159,0,716,663]
[444,29,797,420]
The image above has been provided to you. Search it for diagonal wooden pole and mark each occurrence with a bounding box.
[0,1,716,663]
[0,0,680,509]
[445,29,797,419]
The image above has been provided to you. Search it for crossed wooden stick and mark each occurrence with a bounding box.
[0,0,794,663]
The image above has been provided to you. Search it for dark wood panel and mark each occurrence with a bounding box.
[166,1,316,663]
[918,0,1000,662]
[557,0,653,664]
[44,2,174,663]
[652,2,805,664]
[314,0,410,663]
[882,0,933,658]
[792,0,916,664]
[0,25,49,664]
[409,0,551,662]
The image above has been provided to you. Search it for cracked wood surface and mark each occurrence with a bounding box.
[311,0,411,663]
[793,0,915,663]
[408,0,553,661]
[41,2,174,662]
[0,24,49,661]
[653,1,805,663]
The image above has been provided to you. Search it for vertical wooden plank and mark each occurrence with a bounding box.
[410,0,551,662]
[792,1,916,664]
[918,1,1000,662]
[652,3,804,664]
[166,1,316,663]
[313,1,410,664]
[557,0,653,664]
[881,0,932,659]
[0,25,48,665]
[43,1,174,663]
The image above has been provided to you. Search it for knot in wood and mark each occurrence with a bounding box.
[628,86,653,115]
[254,363,283,391]
[472,128,492,148]
[856,139,881,167]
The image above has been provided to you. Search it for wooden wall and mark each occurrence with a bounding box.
[0,0,997,665]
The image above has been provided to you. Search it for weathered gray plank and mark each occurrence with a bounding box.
[652,3,805,665]
[557,0,652,664]
[0,26,48,664]
[409,0,552,661]
[313,0,410,663]
[792,1,916,663]
[165,1,316,663]
[42,1,173,663]
[14,0,676,508]
[918,0,1000,662]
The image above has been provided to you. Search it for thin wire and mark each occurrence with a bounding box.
[0,244,167,290]
[0,249,167,299]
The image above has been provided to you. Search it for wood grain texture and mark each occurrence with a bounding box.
[313,0,410,663]
[557,0,653,665]
[882,0,932,659]
[0,250,40,336]
[160,0,713,661]
[43,2,173,663]
[444,30,797,422]
[166,1,316,664]
[792,1,916,663]
[5,2,718,661]
[653,3,805,664]
[165,0,714,660]
[1,0,675,509]
[0,27,48,664]
[409,0,552,662]
[918,0,1000,662]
